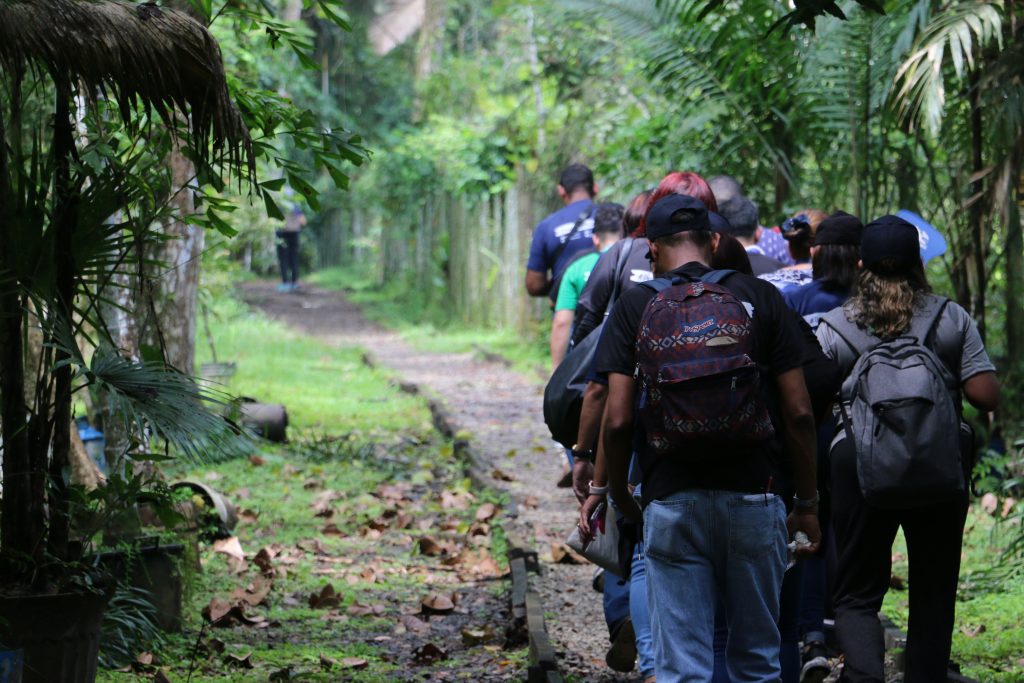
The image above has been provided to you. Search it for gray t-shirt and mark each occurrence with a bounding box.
[816,296,995,388]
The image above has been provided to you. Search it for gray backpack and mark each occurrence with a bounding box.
[821,296,964,509]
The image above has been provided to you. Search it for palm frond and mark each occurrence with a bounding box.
[892,0,1003,135]
[83,347,249,464]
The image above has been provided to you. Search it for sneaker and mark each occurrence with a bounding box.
[605,617,636,673]
[800,641,830,683]
[276,283,291,292]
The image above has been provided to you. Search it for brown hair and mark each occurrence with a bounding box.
[624,190,653,238]
[846,260,931,340]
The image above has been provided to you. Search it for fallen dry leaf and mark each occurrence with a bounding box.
[232,577,272,607]
[238,508,259,524]
[248,455,266,467]
[550,542,586,565]
[206,638,226,654]
[225,652,253,669]
[321,523,344,536]
[319,654,336,671]
[152,670,172,683]
[253,548,276,578]
[297,538,327,555]
[135,652,154,666]
[347,602,386,617]
[420,593,455,615]
[490,468,514,482]
[308,584,341,609]
[960,623,986,638]
[474,503,497,522]
[303,478,322,490]
[213,536,245,561]
[522,495,539,509]
[461,627,488,646]
[418,536,445,556]
[341,657,369,670]
[397,614,431,634]
[412,643,448,664]
[202,598,234,625]
[311,490,341,517]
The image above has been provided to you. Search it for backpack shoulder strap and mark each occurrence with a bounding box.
[700,269,736,285]
[550,205,594,267]
[606,238,634,312]
[819,307,877,359]
[907,295,950,346]
[638,277,673,294]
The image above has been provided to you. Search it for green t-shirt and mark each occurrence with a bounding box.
[554,250,602,312]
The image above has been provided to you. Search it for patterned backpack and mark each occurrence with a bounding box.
[635,271,775,456]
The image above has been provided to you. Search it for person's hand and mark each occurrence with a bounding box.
[578,493,605,543]
[617,494,642,523]
[572,459,594,504]
[786,509,822,557]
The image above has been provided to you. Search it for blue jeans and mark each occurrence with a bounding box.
[644,489,788,683]
[603,568,630,637]
[631,541,655,678]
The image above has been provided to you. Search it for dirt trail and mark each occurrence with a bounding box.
[243,281,640,681]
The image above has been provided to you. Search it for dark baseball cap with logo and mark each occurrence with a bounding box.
[645,195,711,242]
[861,215,921,274]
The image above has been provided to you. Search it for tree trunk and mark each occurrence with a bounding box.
[968,68,987,341]
[412,0,446,121]
[1006,162,1024,368]
[145,146,200,374]
[0,86,42,572]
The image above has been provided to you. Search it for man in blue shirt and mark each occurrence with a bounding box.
[525,164,599,301]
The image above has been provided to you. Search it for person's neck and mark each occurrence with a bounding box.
[660,248,709,272]
[736,236,757,248]
[565,191,592,205]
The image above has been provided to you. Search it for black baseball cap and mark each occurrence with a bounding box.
[861,215,921,274]
[814,211,863,246]
[645,195,711,242]
[708,211,731,234]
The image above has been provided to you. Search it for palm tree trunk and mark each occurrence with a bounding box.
[47,78,76,562]
[0,87,41,573]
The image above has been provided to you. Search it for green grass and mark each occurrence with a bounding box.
[97,293,517,682]
[307,266,550,374]
[196,295,433,434]
[882,507,1024,682]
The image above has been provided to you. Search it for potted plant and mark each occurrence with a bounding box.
[0,2,252,680]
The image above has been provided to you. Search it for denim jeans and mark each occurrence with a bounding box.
[644,489,788,683]
[631,541,655,678]
[603,568,630,638]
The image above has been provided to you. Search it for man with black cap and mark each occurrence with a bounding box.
[784,210,864,331]
[593,194,822,682]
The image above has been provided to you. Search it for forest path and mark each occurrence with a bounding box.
[242,281,639,682]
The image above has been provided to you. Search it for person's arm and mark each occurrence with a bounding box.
[601,372,641,520]
[525,269,550,297]
[549,309,573,369]
[963,372,999,412]
[775,366,821,556]
[572,381,608,502]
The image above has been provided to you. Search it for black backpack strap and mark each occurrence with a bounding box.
[550,206,594,270]
[605,238,635,315]
[700,269,736,285]
[638,277,673,294]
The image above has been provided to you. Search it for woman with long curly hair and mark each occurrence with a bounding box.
[815,216,1000,683]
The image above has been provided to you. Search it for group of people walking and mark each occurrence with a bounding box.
[526,164,1000,683]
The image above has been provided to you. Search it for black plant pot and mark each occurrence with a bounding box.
[93,541,184,632]
[0,591,109,683]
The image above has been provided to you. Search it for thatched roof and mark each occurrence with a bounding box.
[0,0,253,174]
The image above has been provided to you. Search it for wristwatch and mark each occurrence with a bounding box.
[570,444,595,463]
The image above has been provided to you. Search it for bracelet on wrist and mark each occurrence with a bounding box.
[793,492,820,510]
[588,481,608,496]
[571,445,596,462]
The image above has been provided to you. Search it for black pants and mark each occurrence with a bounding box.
[276,230,300,284]
[831,437,968,683]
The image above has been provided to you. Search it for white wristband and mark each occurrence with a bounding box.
[588,482,608,496]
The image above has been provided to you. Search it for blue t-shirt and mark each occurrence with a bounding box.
[783,279,849,331]
[526,199,595,279]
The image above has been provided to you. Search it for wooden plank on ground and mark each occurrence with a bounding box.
[525,590,546,634]
[510,556,527,618]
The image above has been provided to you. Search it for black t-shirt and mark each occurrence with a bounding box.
[595,261,808,504]
[572,238,654,346]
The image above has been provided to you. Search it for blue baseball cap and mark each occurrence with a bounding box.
[895,209,947,263]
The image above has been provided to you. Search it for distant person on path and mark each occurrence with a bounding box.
[277,204,306,292]
[709,174,793,265]
[525,163,598,302]
[717,196,786,275]
[595,194,821,682]
[816,216,999,683]
[550,202,625,369]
